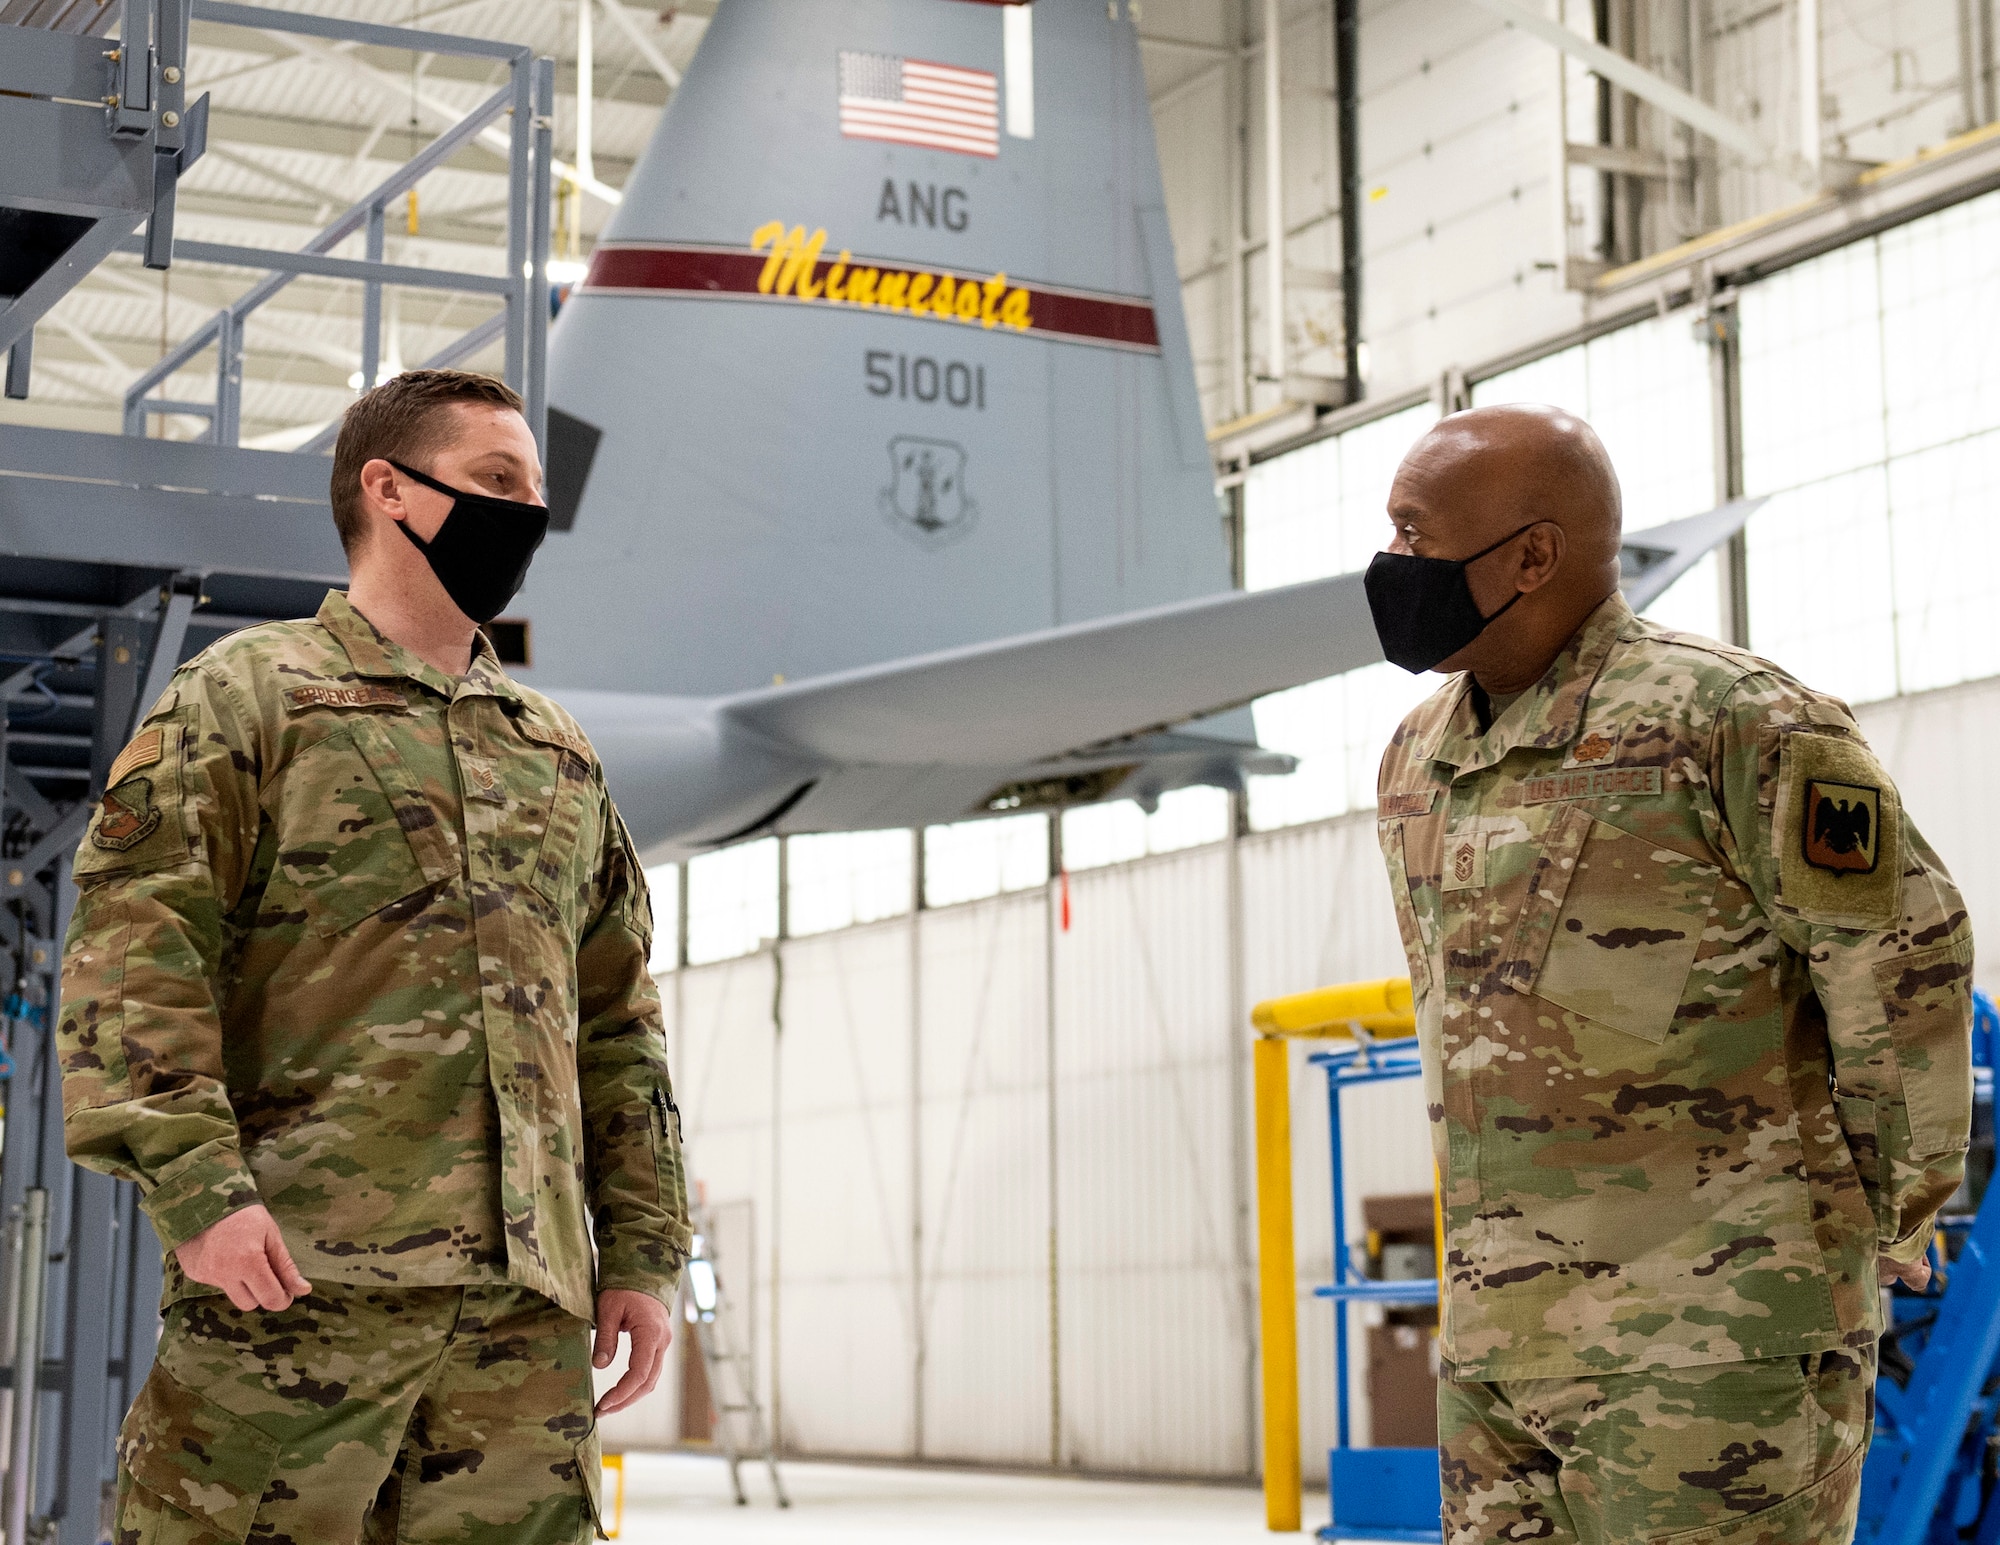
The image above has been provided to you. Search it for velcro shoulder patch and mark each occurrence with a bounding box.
[519,721,593,761]
[1776,730,1901,926]
[282,684,406,712]
[105,728,164,792]
[1378,789,1438,819]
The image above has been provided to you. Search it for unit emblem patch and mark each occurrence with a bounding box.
[1803,779,1880,873]
[1564,728,1620,769]
[93,777,162,852]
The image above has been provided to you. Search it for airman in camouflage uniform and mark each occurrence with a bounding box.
[59,372,690,1544]
[1370,406,1973,1543]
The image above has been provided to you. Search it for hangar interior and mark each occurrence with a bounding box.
[5,0,2000,1540]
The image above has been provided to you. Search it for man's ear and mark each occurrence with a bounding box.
[1517,522,1567,593]
[356,458,408,526]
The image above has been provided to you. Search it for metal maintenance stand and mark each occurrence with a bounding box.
[1307,1035,1441,1544]
[684,1220,789,1510]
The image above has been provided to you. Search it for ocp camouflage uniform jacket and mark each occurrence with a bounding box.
[59,591,691,1322]
[1377,592,1973,1381]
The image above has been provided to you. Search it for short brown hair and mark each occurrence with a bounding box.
[329,369,524,554]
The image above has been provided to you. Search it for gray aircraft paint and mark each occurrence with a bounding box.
[532,0,1223,699]
[482,0,1761,859]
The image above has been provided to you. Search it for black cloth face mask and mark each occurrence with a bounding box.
[387,460,551,625]
[1364,523,1539,674]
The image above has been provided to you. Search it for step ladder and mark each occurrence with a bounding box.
[685,1218,788,1509]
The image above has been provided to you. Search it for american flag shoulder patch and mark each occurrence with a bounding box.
[838,50,999,159]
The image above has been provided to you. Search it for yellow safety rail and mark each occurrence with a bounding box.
[1251,977,1416,1533]
[600,1452,627,1538]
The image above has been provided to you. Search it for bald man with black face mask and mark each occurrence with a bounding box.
[1367,404,1973,1545]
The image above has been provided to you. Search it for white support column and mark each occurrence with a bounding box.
[1797,0,1822,179]
[1261,0,1284,387]
[576,0,595,188]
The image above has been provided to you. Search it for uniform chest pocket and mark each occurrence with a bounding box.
[1530,816,1721,1044]
[272,722,453,937]
[522,740,598,915]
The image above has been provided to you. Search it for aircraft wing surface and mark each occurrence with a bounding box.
[724,498,1767,768]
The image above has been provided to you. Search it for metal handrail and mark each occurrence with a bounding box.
[120,2,551,449]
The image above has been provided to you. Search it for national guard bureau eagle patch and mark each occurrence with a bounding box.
[1803,779,1879,873]
[1778,729,1900,926]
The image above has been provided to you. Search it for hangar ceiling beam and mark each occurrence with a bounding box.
[192,4,626,206]
[1464,0,1771,166]
[594,0,680,90]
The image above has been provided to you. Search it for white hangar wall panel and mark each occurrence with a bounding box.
[1358,0,1582,397]
[1053,846,1249,1476]
[916,893,1055,1465]
[772,922,917,1458]
[1858,675,2000,997]
[672,952,781,1420]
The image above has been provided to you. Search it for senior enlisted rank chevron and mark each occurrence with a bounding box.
[1368,405,1974,1545]
[58,371,691,1545]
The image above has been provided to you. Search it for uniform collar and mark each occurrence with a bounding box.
[1417,591,1634,774]
[317,590,523,705]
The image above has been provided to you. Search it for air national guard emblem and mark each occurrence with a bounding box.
[92,778,161,852]
[1804,778,1880,873]
[881,435,977,548]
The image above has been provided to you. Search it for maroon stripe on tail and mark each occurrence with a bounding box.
[581,245,1160,352]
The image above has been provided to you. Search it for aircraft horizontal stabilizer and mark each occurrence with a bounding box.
[723,496,1769,769]
[1619,497,1766,613]
[567,496,1769,857]
[722,571,1376,767]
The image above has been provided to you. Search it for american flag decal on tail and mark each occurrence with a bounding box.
[837,51,1000,158]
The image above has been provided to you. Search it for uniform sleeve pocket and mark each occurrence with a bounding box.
[118,1362,280,1544]
[1876,937,1975,1157]
[1532,817,1720,1044]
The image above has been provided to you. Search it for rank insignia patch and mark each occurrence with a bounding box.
[1442,829,1487,892]
[1803,779,1880,873]
[1564,727,1620,769]
[93,777,162,852]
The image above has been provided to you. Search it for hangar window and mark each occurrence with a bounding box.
[687,838,780,965]
[924,814,1050,908]
[789,830,915,937]
[644,863,682,974]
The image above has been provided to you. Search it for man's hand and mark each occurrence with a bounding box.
[593,1289,673,1416]
[1879,1254,1933,1291]
[175,1205,312,1312]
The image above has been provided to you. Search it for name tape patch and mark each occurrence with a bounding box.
[104,728,163,792]
[283,684,406,711]
[1378,790,1439,819]
[1521,766,1664,804]
[519,722,592,760]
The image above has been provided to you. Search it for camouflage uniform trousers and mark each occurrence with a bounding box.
[114,1282,606,1545]
[1437,1347,1874,1545]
